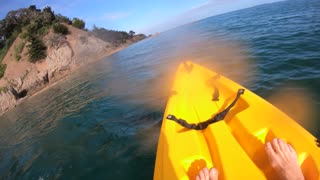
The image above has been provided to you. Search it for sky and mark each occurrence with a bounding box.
[0,0,282,34]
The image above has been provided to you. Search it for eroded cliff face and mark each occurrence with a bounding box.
[0,91,17,113]
[0,25,113,115]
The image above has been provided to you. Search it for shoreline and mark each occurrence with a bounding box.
[29,44,125,98]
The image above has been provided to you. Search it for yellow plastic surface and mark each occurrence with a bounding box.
[154,61,320,180]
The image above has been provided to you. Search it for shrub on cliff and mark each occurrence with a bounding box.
[55,14,72,24]
[53,23,69,35]
[72,18,85,29]
[0,49,6,64]
[42,6,55,25]
[91,25,130,44]
[0,86,8,93]
[21,21,48,41]
[0,64,7,78]
[14,41,25,61]
[0,30,19,63]
[47,34,67,49]
[27,37,47,62]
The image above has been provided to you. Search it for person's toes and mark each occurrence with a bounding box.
[265,141,276,157]
[196,168,210,180]
[265,139,304,180]
[199,168,205,180]
[277,138,289,153]
[203,167,209,179]
[196,174,200,180]
[271,138,282,153]
[200,170,204,180]
[209,168,218,180]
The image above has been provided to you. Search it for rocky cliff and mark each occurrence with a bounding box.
[0,24,122,115]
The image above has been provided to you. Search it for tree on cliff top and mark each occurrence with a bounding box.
[129,30,135,38]
[72,18,85,29]
[91,25,131,44]
[42,6,55,25]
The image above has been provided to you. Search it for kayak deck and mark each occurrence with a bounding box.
[154,61,320,180]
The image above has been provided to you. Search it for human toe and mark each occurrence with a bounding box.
[196,167,209,180]
[271,138,282,153]
[209,168,218,180]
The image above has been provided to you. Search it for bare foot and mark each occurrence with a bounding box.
[196,167,218,180]
[265,138,304,180]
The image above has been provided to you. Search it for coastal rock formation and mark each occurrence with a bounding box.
[46,42,74,79]
[0,91,17,113]
[0,25,114,116]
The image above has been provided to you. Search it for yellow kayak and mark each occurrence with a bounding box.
[154,61,320,180]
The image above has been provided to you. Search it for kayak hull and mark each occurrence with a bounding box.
[154,61,320,180]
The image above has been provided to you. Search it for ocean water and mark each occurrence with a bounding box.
[0,0,319,179]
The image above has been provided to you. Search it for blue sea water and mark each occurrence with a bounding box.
[0,0,319,179]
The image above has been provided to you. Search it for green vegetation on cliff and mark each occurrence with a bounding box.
[72,18,85,29]
[53,23,69,35]
[91,26,129,44]
[0,64,7,78]
[27,36,47,62]
[14,41,25,61]
[91,26,146,45]
[0,5,85,65]
[0,30,19,63]
[0,5,88,79]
